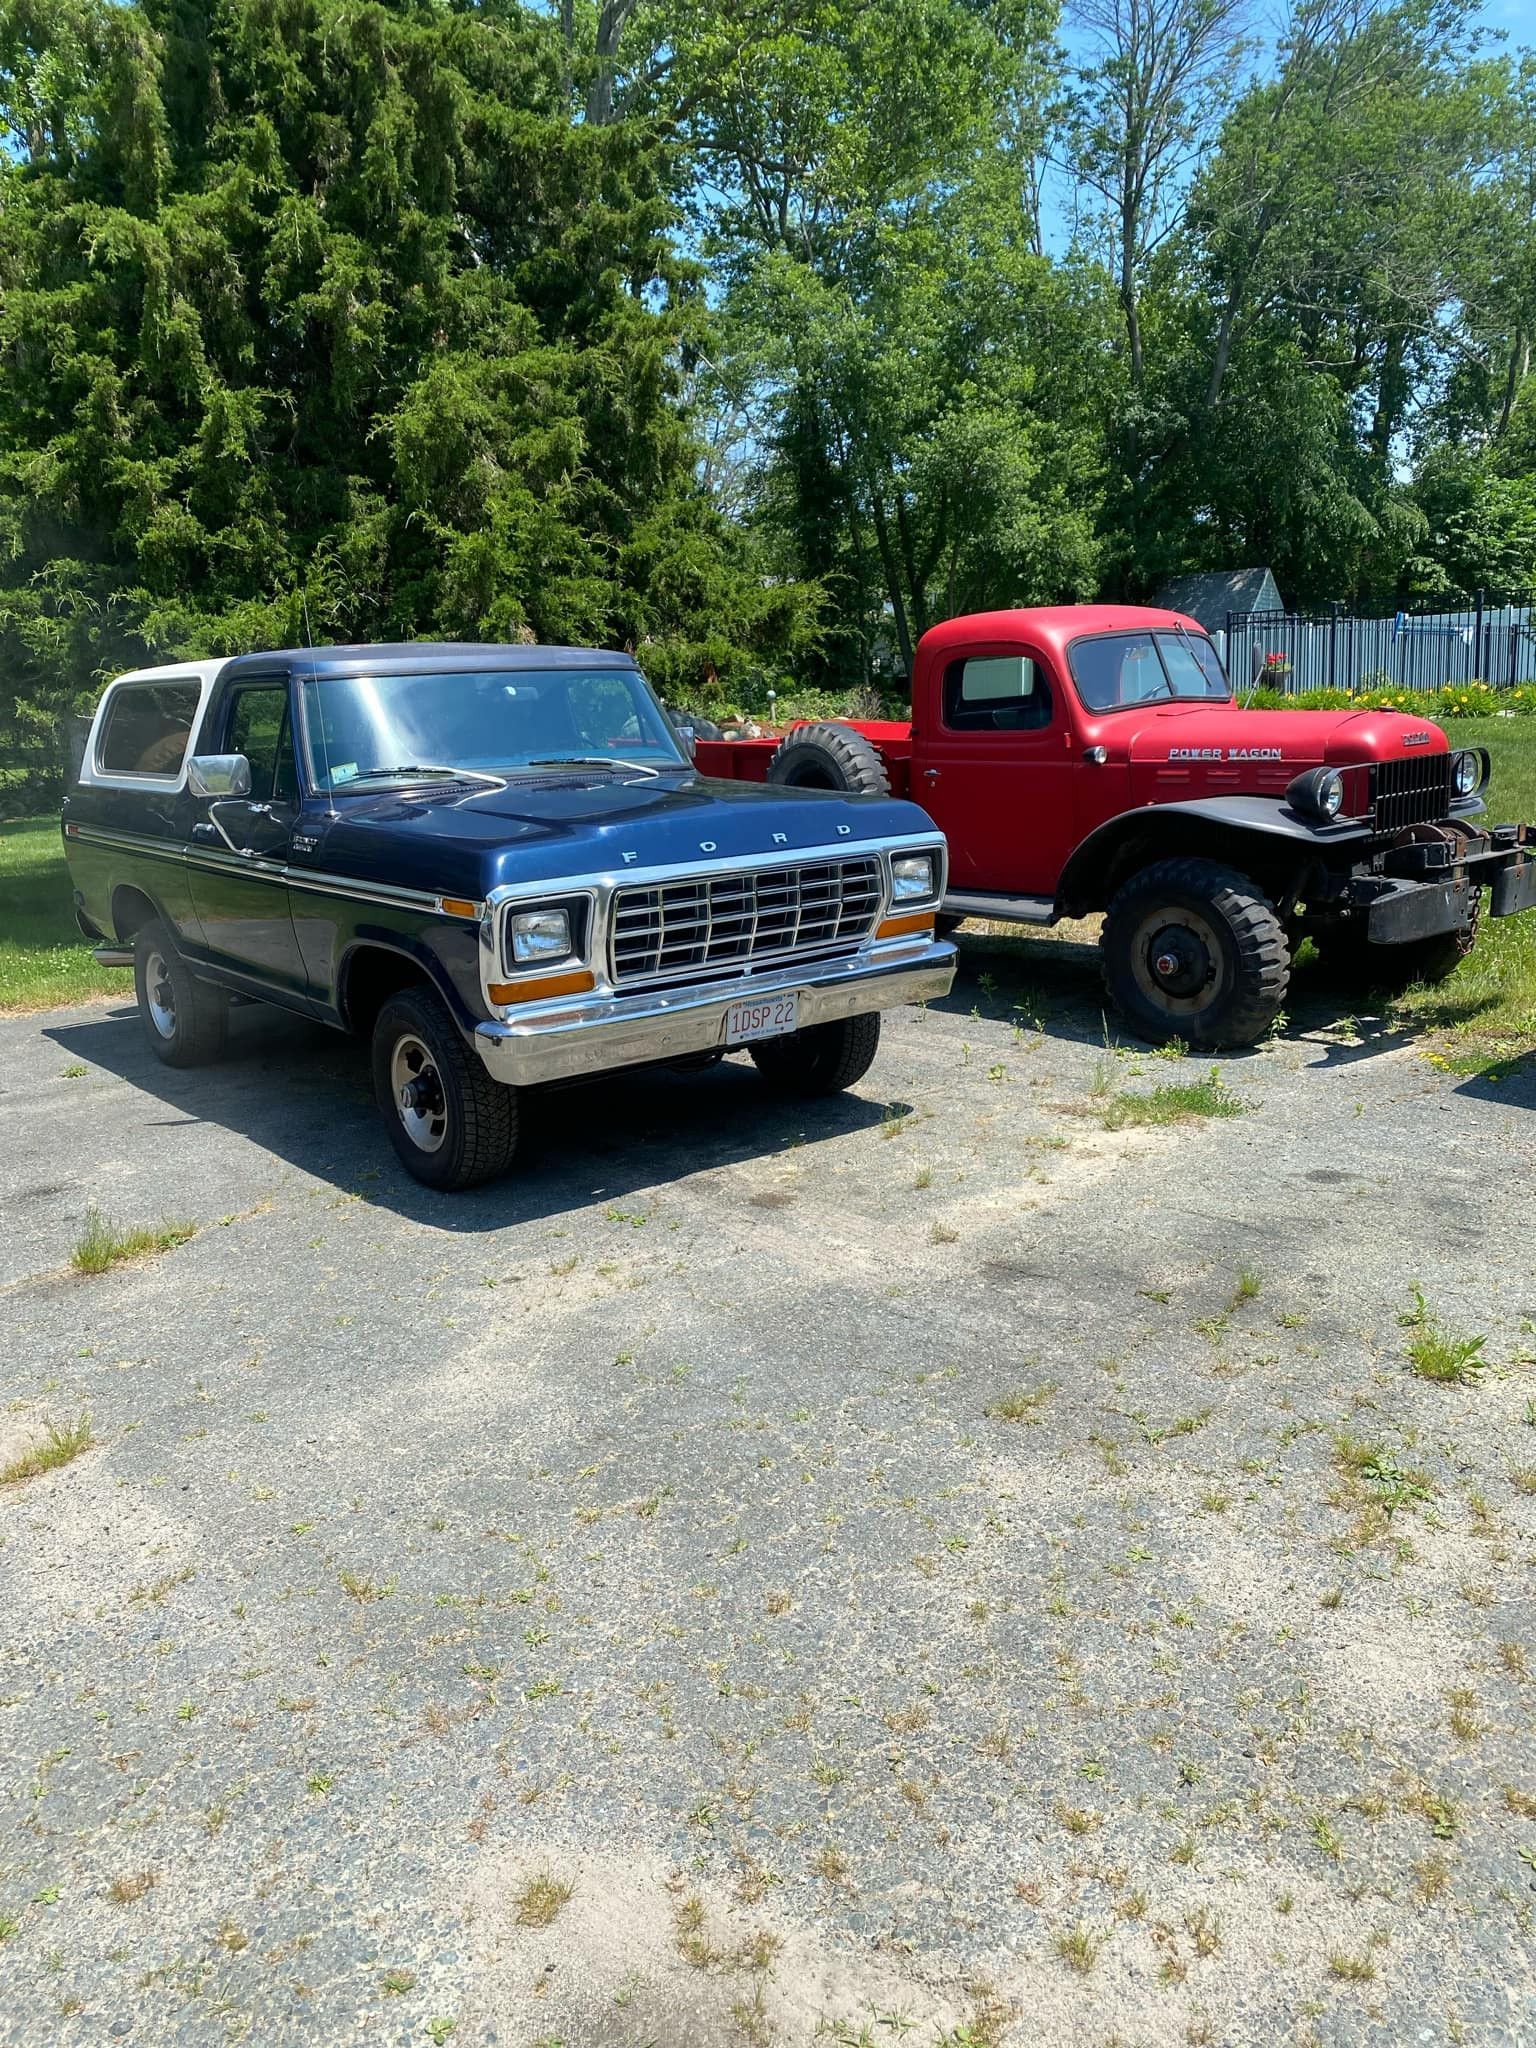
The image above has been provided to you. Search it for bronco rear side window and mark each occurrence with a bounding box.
[97,680,202,778]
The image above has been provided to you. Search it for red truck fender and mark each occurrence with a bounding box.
[1056,795,1369,916]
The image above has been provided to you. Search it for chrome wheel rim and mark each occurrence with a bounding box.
[390,1034,449,1154]
[144,949,177,1039]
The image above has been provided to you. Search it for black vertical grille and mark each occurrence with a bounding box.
[1369,754,1453,834]
[610,857,883,987]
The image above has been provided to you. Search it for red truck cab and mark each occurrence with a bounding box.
[693,605,1536,1048]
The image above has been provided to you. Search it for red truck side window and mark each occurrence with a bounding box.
[942,655,1051,733]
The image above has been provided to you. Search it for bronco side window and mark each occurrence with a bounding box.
[226,685,297,802]
[97,680,202,779]
[943,654,1051,732]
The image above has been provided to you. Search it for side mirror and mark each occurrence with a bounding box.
[188,753,252,799]
[676,725,698,763]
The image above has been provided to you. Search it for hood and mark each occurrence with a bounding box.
[305,768,938,897]
[1114,703,1449,798]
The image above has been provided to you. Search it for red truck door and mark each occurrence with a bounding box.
[913,641,1080,896]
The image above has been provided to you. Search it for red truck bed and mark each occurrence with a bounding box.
[694,721,915,798]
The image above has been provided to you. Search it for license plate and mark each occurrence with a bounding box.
[724,992,799,1045]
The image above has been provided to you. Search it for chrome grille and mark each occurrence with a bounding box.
[610,856,883,987]
[1370,754,1452,834]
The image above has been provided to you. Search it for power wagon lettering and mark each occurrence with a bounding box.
[1168,746,1284,761]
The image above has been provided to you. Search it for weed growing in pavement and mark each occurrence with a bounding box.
[985,1383,1057,1425]
[1329,1952,1376,1982]
[0,1414,93,1486]
[514,1873,573,1928]
[107,1871,157,1904]
[1405,1785,1459,1839]
[1447,1689,1482,1741]
[72,1205,194,1274]
[1098,1069,1247,1130]
[1053,1924,1103,1974]
[1400,1288,1487,1383]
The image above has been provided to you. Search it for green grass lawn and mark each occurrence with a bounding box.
[0,813,127,1013]
[1386,716,1536,1072]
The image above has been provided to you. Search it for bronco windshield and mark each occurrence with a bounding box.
[1068,630,1230,713]
[298,666,685,790]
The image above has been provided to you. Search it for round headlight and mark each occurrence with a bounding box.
[1452,749,1480,797]
[1285,766,1346,821]
[890,853,936,903]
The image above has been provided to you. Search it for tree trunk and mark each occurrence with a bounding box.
[585,0,636,125]
[867,487,915,678]
[1496,327,1529,438]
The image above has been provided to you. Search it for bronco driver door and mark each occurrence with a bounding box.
[916,647,1079,897]
[186,678,311,998]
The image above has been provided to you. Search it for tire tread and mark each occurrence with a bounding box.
[1102,857,1290,1048]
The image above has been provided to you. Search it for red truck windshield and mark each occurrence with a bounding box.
[1068,630,1230,712]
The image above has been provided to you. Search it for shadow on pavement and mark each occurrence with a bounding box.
[938,925,1439,1066]
[43,1001,906,1231]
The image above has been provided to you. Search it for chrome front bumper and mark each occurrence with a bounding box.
[472,937,956,1087]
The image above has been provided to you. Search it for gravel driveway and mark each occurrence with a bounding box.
[2,932,1534,2048]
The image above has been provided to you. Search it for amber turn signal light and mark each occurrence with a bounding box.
[876,910,937,939]
[438,895,481,919]
[488,969,596,1005]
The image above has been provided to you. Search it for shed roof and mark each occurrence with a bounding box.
[1153,570,1284,631]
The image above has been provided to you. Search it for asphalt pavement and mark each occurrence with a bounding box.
[2,933,1534,2047]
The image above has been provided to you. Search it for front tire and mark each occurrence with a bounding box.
[749,1012,882,1095]
[1102,858,1291,1049]
[372,986,519,1190]
[133,920,228,1068]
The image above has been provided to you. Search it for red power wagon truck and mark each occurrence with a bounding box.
[692,605,1536,1048]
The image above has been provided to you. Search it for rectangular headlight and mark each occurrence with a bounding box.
[890,853,936,903]
[508,907,572,965]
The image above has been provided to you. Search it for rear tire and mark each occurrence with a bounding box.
[749,1012,882,1095]
[372,985,519,1190]
[133,920,227,1068]
[765,723,891,796]
[1102,858,1290,1049]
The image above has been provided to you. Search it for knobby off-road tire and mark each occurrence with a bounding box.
[750,1012,882,1096]
[133,919,228,1068]
[372,985,519,1191]
[1313,890,1480,992]
[1102,858,1291,1050]
[764,723,891,797]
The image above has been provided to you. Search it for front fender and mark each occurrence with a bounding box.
[337,925,483,1036]
[1059,797,1370,914]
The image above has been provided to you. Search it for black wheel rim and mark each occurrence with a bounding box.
[1129,906,1224,1017]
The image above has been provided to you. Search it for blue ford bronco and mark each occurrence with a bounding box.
[62,645,955,1188]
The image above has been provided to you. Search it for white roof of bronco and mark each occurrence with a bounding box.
[78,658,232,794]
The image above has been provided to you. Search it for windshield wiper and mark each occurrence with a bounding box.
[345,764,505,787]
[526,755,662,777]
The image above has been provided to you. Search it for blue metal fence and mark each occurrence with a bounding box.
[1222,600,1536,694]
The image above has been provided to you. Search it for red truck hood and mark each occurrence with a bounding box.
[1118,703,1448,790]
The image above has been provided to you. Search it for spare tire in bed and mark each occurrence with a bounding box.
[764,722,891,796]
